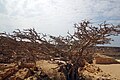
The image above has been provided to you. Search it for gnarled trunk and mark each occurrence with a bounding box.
[59,60,85,80]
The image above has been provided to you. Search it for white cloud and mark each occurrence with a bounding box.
[0,0,120,34]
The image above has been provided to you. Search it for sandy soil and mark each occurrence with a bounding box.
[96,64,120,79]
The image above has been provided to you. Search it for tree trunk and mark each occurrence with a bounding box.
[62,63,80,80]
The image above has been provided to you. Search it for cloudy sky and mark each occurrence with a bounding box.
[0,0,120,46]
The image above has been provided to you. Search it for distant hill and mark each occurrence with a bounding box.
[96,46,120,53]
[95,46,120,59]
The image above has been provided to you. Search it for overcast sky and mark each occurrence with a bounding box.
[0,0,120,47]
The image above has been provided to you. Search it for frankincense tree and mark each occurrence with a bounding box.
[49,20,120,80]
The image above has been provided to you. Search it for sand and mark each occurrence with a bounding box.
[96,64,120,79]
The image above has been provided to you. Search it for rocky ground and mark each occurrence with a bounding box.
[0,60,119,80]
[1,35,120,80]
[0,62,51,80]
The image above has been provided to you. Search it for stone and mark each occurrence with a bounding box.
[25,76,38,80]
[15,68,31,79]
[0,67,17,80]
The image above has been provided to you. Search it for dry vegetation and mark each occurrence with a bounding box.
[0,20,120,80]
